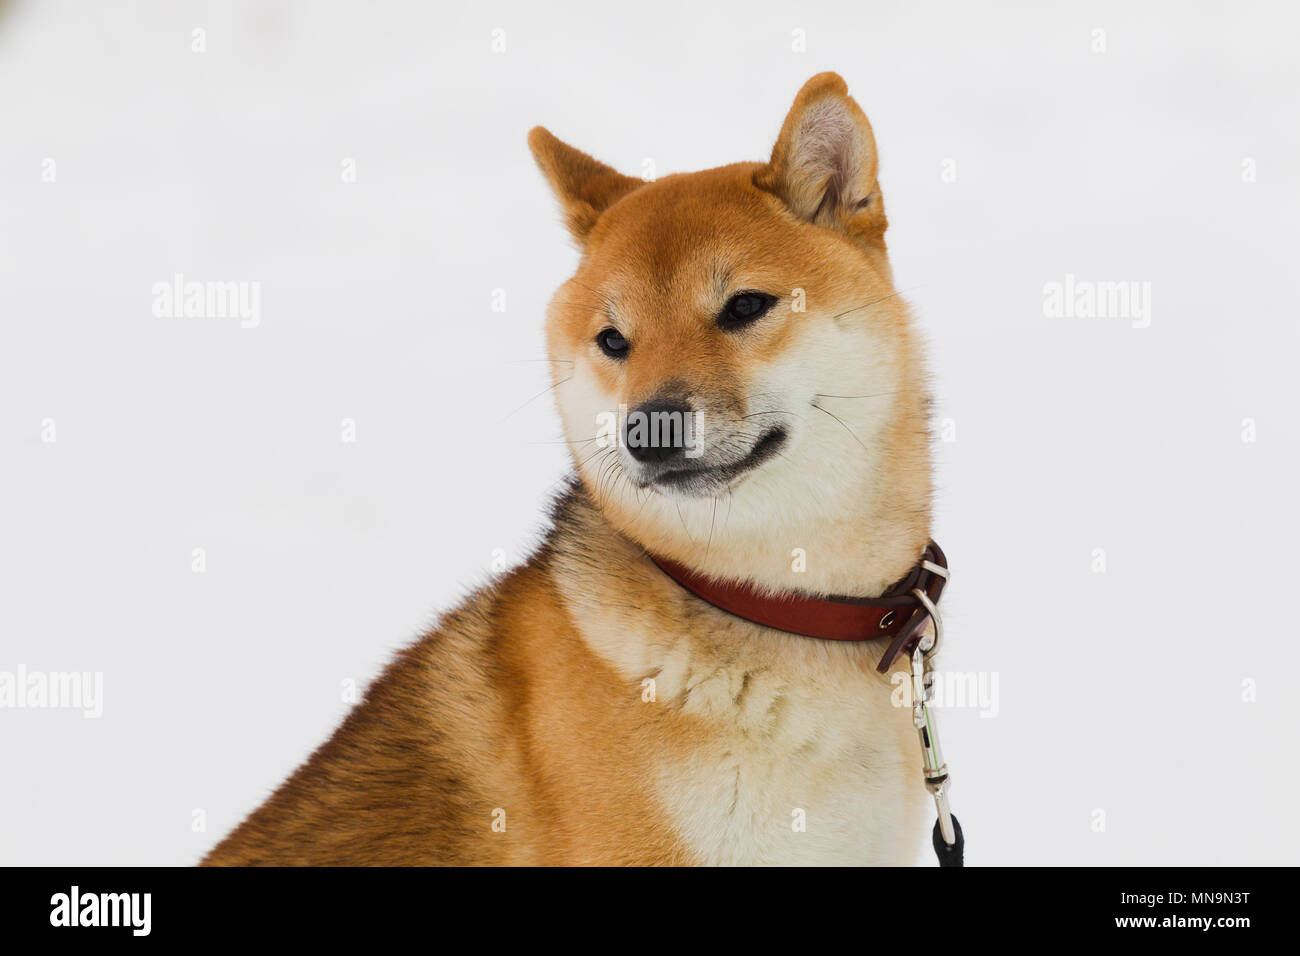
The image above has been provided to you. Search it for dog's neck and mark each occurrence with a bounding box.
[647,474,930,600]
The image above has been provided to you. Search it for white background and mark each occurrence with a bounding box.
[2,0,1297,865]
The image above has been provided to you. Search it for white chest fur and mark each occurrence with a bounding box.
[570,585,929,866]
[654,634,927,865]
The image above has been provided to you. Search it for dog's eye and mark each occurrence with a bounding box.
[596,327,629,358]
[718,292,777,330]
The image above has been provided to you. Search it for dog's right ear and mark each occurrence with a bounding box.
[528,127,644,245]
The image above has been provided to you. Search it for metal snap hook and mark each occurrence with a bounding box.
[910,587,943,658]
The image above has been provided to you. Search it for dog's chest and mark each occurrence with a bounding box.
[661,654,924,865]
[579,606,928,865]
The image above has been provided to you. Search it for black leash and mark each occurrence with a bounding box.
[933,815,964,867]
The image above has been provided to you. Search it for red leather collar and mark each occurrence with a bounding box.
[650,540,947,673]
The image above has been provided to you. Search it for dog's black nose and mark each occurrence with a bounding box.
[624,399,693,464]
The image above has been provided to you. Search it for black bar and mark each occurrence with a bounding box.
[2,866,1282,943]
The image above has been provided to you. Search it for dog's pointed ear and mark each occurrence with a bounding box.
[528,127,644,244]
[754,73,887,246]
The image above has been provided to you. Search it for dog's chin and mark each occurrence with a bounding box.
[634,426,789,500]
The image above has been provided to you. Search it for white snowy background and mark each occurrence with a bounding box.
[1,0,1297,865]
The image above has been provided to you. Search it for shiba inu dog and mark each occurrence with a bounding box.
[204,72,939,866]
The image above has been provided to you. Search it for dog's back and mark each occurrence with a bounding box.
[205,492,697,865]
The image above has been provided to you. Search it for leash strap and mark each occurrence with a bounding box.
[908,571,964,867]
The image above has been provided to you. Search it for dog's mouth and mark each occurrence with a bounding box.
[650,426,788,495]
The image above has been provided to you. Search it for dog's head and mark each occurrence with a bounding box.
[530,73,929,576]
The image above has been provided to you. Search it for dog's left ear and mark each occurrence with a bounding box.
[528,127,645,245]
[755,73,887,248]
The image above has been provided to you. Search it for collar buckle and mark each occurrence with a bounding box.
[874,541,950,673]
